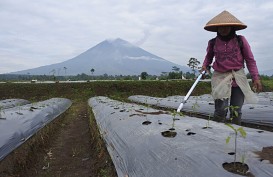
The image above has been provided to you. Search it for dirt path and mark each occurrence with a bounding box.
[26,101,96,177]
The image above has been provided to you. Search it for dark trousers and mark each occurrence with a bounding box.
[214,87,244,125]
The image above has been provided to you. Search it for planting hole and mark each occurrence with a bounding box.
[169,128,175,131]
[257,130,264,133]
[228,152,235,155]
[187,132,196,136]
[222,162,250,176]
[142,121,151,125]
[161,131,177,138]
[202,126,212,129]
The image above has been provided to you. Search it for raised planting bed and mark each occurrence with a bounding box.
[0,98,72,161]
[89,96,273,177]
[0,99,31,111]
[128,93,273,128]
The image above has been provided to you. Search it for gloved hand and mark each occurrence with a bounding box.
[200,66,211,73]
[252,79,262,92]
[200,66,211,79]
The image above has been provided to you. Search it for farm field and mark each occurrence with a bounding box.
[0,80,272,177]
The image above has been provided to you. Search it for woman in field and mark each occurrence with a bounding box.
[201,10,262,125]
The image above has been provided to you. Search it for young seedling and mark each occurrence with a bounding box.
[128,105,133,114]
[225,105,240,123]
[191,99,200,116]
[170,110,184,130]
[225,124,247,164]
[0,106,6,119]
[203,115,212,129]
[170,110,177,130]
[156,98,160,106]
[207,115,211,127]
[145,98,150,112]
[225,105,247,165]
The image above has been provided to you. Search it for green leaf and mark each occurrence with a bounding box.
[226,136,231,144]
[234,111,239,118]
[225,123,236,132]
[237,127,247,138]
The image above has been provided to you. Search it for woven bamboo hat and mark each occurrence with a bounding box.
[204,10,247,32]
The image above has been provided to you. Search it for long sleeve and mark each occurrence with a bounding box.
[202,39,215,67]
[240,35,260,81]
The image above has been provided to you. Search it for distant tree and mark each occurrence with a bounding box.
[64,67,67,76]
[187,57,201,76]
[50,69,56,75]
[168,72,177,79]
[168,71,182,79]
[27,72,30,80]
[172,66,180,72]
[140,72,148,80]
[49,69,56,81]
[57,68,61,76]
[159,72,168,80]
[185,71,195,79]
[90,68,95,75]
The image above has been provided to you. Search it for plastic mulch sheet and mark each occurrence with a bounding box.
[128,92,273,127]
[0,99,31,110]
[89,96,273,177]
[0,98,72,161]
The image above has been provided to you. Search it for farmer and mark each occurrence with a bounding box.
[201,10,262,125]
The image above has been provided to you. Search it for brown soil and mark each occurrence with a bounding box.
[26,101,95,177]
[222,162,255,177]
[255,146,273,164]
[0,101,117,177]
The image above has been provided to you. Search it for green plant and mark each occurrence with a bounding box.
[16,103,24,115]
[241,151,246,164]
[156,98,160,106]
[225,124,246,164]
[225,106,247,164]
[0,105,5,119]
[225,105,240,122]
[170,110,184,129]
[144,98,150,112]
[187,57,201,76]
[205,115,211,128]
[170,110,177,129]
[191,99,200,115]
[72,146,82,157]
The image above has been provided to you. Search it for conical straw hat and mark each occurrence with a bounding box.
[204,10,247,32]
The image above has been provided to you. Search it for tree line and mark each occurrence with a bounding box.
[1,57,270,81]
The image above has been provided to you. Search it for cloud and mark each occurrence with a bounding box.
[0,0,273,74]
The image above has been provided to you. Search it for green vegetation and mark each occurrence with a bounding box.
[225,105,247,164]
[0,81,212,102]
[187,57,201,76]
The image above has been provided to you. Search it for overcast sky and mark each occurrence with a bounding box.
[1,0,273,74]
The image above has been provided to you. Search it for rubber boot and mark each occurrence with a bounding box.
[214,99,228,123]
[213,114,226,123]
